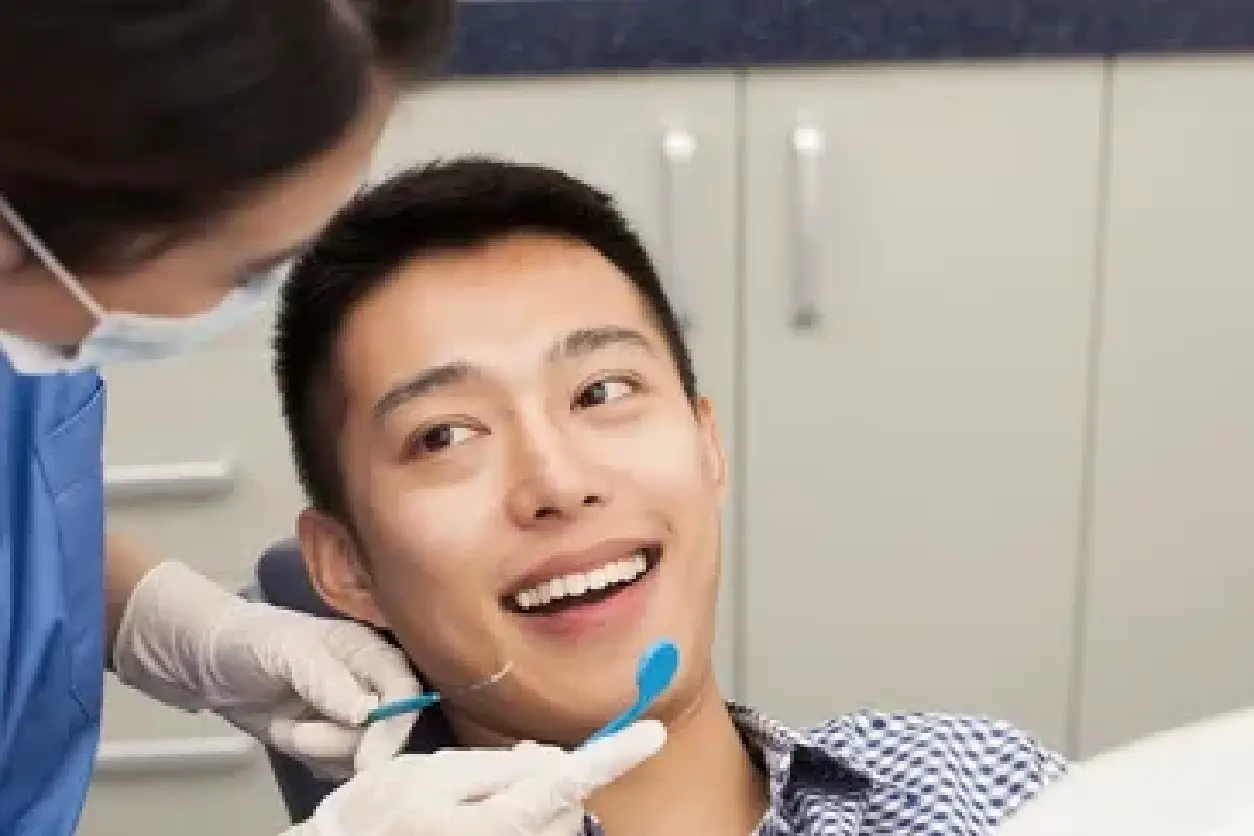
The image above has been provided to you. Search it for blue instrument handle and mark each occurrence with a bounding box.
[583,702,644,746]
[366,692,441,724]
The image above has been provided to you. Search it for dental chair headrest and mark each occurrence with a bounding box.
[254,539,456,756]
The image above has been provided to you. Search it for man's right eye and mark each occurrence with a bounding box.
[406,424,475,457]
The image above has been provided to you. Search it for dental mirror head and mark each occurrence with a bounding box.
[582,638,679,746]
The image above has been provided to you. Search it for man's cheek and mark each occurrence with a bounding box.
[386,589,491,680]
[604,427,706,485]
[395,485,498,555]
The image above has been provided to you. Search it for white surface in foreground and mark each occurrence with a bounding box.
[998,706,1254,836]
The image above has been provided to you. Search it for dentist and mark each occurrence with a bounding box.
[0,3,663,835]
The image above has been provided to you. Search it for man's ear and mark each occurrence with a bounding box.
[694,396,728,503]
[296,508,389,629]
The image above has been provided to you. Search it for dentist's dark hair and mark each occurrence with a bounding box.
[274,156,699,521]
[0,0,454,274]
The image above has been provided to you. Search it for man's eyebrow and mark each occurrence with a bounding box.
[373,362,477,421]
[372,326,655,423]
[546,326,654,363]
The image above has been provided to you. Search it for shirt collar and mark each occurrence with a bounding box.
[730,703,878,789]
[728,702,880,834]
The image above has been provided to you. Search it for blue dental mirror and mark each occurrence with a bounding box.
[583,638,680,746]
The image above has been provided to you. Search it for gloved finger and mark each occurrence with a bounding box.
[333,638,424,704]
[392,748,553,801]
[237,703,357,776]
[246,694,361,762]
[315,622,420,694]
[281,718,362,763]
[279,637,386,728]
[489,721,666,829]
[353,711,419,773]
[548,720,666,801]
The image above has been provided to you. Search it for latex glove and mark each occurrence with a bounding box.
[112,561,421,781]
[287,720,667,836]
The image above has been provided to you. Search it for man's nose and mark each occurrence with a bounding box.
[505,424,611,526]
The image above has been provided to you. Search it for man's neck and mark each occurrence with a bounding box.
[586,683,769,835]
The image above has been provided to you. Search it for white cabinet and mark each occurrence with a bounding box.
[1077,57,1254,757]
[101,349,304,593]
[88,349,297,835]
[78,731,287,836]
[371,73,743,694]
[739,62,1106,752]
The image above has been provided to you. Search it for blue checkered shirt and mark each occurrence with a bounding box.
[580,705,1068,835]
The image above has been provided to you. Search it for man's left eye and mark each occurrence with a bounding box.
[574,377,636,409]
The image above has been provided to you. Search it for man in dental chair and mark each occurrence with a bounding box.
[270,156,1067,835]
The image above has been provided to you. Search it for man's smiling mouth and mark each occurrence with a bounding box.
[502,544,662,617]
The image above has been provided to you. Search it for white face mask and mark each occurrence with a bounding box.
[0,194,278,373]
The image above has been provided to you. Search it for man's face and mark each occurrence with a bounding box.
[302,232,727,745]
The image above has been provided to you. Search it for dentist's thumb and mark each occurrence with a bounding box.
[494,720,667,830]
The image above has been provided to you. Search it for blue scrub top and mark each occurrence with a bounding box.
[0,350,106,834]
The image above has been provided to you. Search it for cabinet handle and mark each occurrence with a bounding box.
[105,459,236,504]
[95,735,258,778]
[661,127,697,330]
[790,123,826,331]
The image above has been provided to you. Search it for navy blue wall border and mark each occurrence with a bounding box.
[447,0,1254,78]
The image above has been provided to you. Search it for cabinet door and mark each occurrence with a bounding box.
[741,62,1104,752]
[89,348,300,836]
[1078,57,1254,757]
[102,349,304,593]
[368,73,743,693]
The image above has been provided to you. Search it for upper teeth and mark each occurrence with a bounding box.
[513,550,649,610]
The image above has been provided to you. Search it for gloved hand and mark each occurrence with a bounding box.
[287,720,667,836]
[112,561,421,781]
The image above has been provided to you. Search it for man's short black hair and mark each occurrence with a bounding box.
[274,156,698,521]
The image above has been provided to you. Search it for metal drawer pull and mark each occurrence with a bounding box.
[661,127,697,330]
[95,735,258,778]
[790,123,826,331]
[105,459,236,504]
